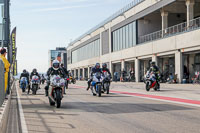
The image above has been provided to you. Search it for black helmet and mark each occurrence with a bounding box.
[33,68,37,73]
[95,63,100,69]
[23,69,26,73]
[102,63,107,68]
[150,61,156,65]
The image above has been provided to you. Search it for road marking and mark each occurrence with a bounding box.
[69,84,200,108]
[16,85,28,133]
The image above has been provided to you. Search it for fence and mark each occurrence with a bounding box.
[138,17,200,44]
[0,58,5,107]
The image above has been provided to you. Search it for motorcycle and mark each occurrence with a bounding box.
[144,71,160,91]
[49,75,65,108]
[192,71,200,84]
[103,71,111,94]
[90,72,104,97]
[70,76,76,84]
[41,77,46,84]
[64,76,69,94]
[20,77,28,92]
[31,75,40,95]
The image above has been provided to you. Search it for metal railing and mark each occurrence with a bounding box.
[0,59,5,107]
[138,17,200,44]
[69,0,145,46]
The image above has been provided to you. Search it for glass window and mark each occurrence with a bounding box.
[119,28,123,50]
[123,27,126,49]
[126,25,129,48]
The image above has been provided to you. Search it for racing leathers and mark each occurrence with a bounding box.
[149,65,160,89]
[86,67,102,90]
[45,67,65,96]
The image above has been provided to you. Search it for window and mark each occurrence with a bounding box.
[71,39,100,63]
[112,21,137,52]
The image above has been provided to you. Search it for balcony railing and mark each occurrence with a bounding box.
[138,17,200,44]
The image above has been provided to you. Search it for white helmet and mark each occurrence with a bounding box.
[52,60,60,70]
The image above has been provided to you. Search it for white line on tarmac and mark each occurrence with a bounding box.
[16,85,28,133]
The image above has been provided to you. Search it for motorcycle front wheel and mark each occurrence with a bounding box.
[146,82,150,92]
[97,84,102,97]
[56,89,61,108]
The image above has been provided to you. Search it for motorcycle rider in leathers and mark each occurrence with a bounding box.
[45,60,65,96]
[149,61,160,90]
[86,63,102,95]
[29,68,40,94]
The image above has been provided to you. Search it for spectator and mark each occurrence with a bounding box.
[0,48,10,93]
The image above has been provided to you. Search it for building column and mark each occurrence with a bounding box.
[82,68,85,80]
[121,59,125,71]
[135,58,140,82]
[88,67,90,79]
[109,61,113,77]
[74,69,76,76]
[161,9,168,36]
[186,0,195,27]
[78,68,80,80]
[175,51,183,83]
[152,54,158,65]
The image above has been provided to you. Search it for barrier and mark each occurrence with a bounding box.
[0,58,5,106]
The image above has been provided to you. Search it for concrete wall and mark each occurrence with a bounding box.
[138,12,162,37]
[102,29,109,55]
[68,28,200,70]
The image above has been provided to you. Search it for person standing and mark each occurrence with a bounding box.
[0,48,10,93]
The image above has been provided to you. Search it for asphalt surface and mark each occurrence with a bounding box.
[15,83,200,133]
[6,84,21,133]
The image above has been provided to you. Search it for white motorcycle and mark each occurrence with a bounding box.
[31,75,40,95]
[49,75,65,108]
[90,72,104,97]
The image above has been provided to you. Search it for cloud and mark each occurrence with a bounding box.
[31,3,97,12]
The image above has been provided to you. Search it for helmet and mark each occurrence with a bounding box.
[23,69,26,73]
[52,60,60,70]
[33,68,37,73]
[102,63,107,68]
[150,61,156,66]
[95,63,100,69]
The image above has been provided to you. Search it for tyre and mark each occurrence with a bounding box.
[105,83,110,94]
[49,97,55,106]
[97,84,101,97]
[56,89,61,108]
[146,82,150,92]
[32,85,37,95]
[22,84,26,92]
[72,79,76,84]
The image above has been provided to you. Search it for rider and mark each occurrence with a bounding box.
[86,63,102,92]
[20,69,30,89]
[61,63,69,93]
[20,69,29,82]
[30,68,40,80]
[102,63,111,76]
[149,61,160,90]
[45,60,65,96]
[29,68,41,94]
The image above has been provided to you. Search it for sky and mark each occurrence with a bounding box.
[10,0,134,73]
